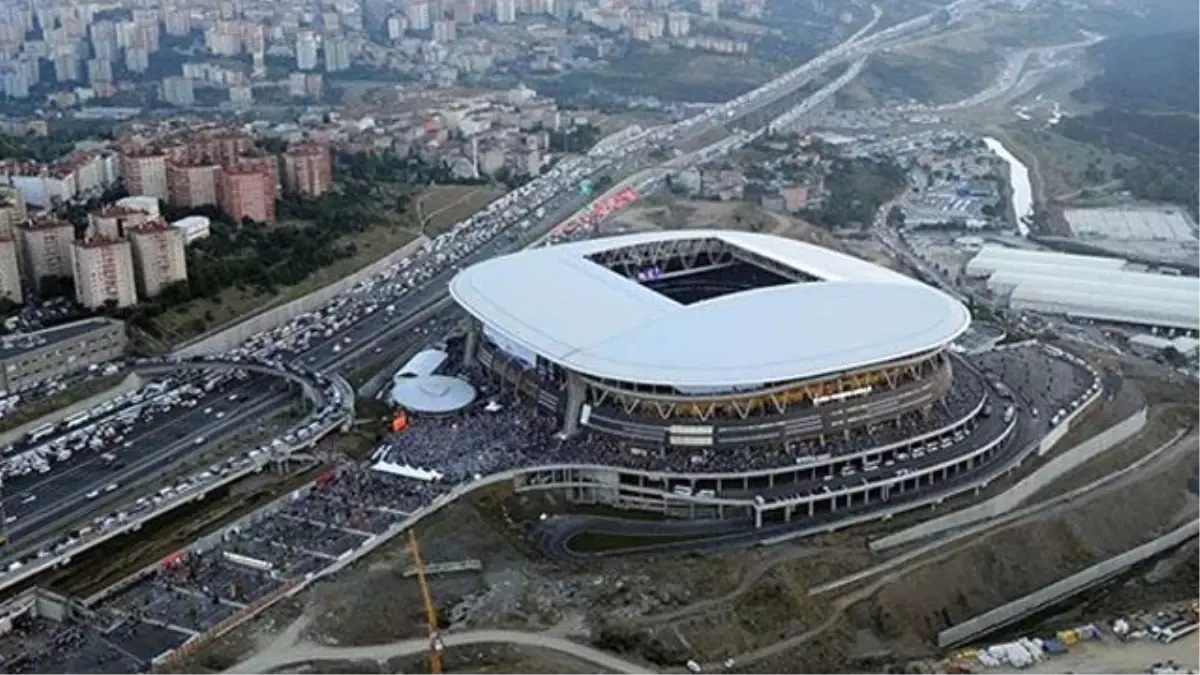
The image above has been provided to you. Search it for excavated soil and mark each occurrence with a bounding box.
[860,449,1197,646]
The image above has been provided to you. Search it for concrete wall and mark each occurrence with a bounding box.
[0,373,143,449]
[174,236,430,358]
[870,407,1149,552]
[938,519,1200,647]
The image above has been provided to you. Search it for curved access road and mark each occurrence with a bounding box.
[229,629,654,674]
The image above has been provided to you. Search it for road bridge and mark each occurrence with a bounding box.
[0,358,355,595]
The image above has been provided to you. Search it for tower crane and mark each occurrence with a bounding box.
[406,529,444,674]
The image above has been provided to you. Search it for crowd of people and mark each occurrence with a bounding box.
[376,357,993,480]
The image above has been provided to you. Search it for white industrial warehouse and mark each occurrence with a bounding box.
[966,245,1200,332]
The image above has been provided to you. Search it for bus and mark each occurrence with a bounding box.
[27,423,55,444]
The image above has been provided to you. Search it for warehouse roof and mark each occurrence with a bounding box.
[969,246,1200,330]
[449,230,970,389]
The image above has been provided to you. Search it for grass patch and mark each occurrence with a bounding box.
[417,185,505,236]
[1002,126,1134,201]
[153,184,500,347]
[152,222,418,345]
[0,374,124,434]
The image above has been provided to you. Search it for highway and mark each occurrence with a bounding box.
[2,0,996,574]
[0,152,632,558]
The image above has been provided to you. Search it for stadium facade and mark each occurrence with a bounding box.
[450,230,972,447]
[445,231,1035,524]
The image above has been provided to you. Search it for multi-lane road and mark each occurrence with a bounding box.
[3,0,993,566]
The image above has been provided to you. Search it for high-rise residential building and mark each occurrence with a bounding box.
[161,76,195,106]
[219,162,275,224]
[453,1,476,24]
[190,131,253,166]
[432,19,456,42]
[86,58,113,84]
[323,37,350,72]
[0,237,22,303]
[167,160,221,208]
[90,21,118,60]
[0,186,27,237]
[124,47,150,73]
[16,217,75,287]
[288,72,324,98]
[53,52,80,83]
[119,148,169,200]
[295,30,319,71]
[1,68,31,99]
[128,220,187,299]
[163,11,191,36]
[72,237,137,309]
[406,0,432,31]
[282,141,333,197]
[87,204,150,240]
[667,12,690,36]
[495,0,517,23]
[386,15,406,39]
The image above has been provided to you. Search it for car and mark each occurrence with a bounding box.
[193,436,206,445]
[104,483,119,493]
[85,490,100,499]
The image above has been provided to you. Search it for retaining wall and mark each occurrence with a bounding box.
[0,373,143,449]
[174,236,429,358]
[870,407,1148,552]
[937,519,1200,647]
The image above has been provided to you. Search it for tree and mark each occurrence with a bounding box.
[886,205,906,228]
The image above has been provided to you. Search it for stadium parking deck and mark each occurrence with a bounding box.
[2,470,428,674]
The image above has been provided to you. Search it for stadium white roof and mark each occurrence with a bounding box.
[967,245,1200,331]
[449,230,970,389]
[389,375,477,413]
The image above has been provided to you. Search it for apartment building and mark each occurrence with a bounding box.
[0,186,26,238]
[72,237,137,309]
[0,318,127,392]
[0,237,22,302]
[119,148,169,200]
[128,220,188,298]
[88,204,151,239]
[219,161,276,223]
[16,217,75,287]
[167,159,221,208]
[282,141,333,197]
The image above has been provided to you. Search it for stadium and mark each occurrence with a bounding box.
[449,230,974,449]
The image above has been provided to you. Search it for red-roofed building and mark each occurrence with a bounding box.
[282,141,333,197]
[219,162,275,224]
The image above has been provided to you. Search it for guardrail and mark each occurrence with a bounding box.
[0,359,354,595]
